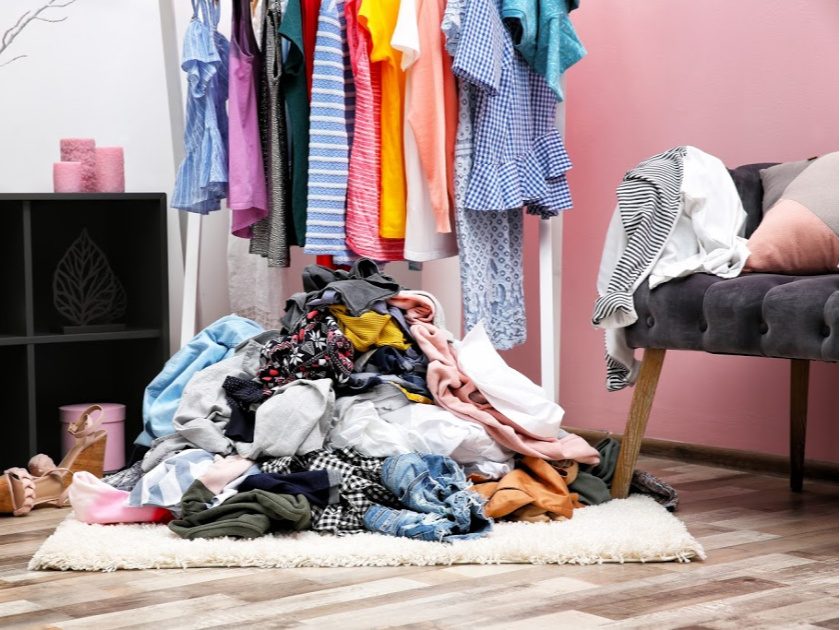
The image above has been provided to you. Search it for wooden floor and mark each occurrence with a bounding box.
[0,455,836,629]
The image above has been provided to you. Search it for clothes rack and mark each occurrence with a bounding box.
[163,0,564,402]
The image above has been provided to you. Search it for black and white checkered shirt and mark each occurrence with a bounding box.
[260,447,400,535]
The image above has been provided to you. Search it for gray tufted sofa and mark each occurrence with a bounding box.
[611,163,839,498]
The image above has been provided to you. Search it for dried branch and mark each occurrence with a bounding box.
[0,0,77,67]
[0,54,27,67]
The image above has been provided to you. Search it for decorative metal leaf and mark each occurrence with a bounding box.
[52,229,127,326]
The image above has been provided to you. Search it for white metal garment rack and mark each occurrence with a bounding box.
[162,0,564,402]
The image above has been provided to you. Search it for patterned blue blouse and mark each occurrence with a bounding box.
[172,0,230,214]
[451,0,573,218]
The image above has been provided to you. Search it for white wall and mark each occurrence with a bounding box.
[0,0,184,349]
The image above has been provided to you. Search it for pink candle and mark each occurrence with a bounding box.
[94,147,125,193]
[60,138,96,192]
[53,162,82,193]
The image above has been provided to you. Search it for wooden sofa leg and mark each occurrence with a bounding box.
[611,348,666,499]
[790,359,810,492]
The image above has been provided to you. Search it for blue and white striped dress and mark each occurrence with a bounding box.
[303,0,356,261]
[172,0,230,214]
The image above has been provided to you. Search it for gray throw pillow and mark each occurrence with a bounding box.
[759,158,814,212]
[782,152,839,235]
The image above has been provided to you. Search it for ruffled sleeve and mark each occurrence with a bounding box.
[451,0,503,94]
[181,20,221,99]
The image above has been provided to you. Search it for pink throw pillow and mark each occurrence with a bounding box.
[744,199,838,274]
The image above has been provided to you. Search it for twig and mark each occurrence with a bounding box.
[0,54,27,67]
[0,0,77,66]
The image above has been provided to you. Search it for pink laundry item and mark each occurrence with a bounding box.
[388,290,449,330]
[411,322,600,464]
[68,471,173,525]
[94,147,125,193]
[53,161,82,193]
[228,0,268,238]
[198,454,256,494]
[60,138,97,192]
[388,291,435,324]
[344,0,404,261]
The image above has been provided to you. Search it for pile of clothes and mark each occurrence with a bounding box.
[73,260,677,543]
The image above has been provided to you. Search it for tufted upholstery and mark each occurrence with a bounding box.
[625,163,839,363]
[626,272,839,361]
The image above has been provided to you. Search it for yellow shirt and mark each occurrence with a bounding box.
[359,0,407,238]
[329,305,412,352]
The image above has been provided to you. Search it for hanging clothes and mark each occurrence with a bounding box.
[279,0,311,246]
[443,0,526,349]
[392,0,459,262]
[501,0,585,102]
[303,0,355,261]
[172,0,229,214]
[451,0,573,217]
[344,0,405,260]
[229,0,269,237]
[301,0,320,97]
[251,0,292,267]
[359,0,408,239]
[227,231,291,330]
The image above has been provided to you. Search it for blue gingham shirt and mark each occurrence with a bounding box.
[451,0,573,217]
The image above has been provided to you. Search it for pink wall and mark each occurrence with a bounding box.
[526,1,838,461]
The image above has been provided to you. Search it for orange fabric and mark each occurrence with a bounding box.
[406,0,457,233]
[359,0,407,238]
[472,457,582,521]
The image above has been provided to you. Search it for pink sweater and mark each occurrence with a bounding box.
[411,323,600,464]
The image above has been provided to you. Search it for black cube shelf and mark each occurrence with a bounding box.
[0,193,169,471]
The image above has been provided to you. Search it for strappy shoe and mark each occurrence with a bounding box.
[0,405,108,516]
[0,467,73,516]
[40,404,108,479]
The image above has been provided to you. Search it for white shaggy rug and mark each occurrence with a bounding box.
[29,496,705,572]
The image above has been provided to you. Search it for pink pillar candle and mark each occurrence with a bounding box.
[53,161,83,193]
[94,147,125,193]
[60,138,97,192]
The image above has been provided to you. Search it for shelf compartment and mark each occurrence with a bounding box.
[0,200,28,337]
[29,197,166,336]
[32,338,164,468]
[0,345,31,470]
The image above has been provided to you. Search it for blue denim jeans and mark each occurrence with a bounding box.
[364,453,492,542]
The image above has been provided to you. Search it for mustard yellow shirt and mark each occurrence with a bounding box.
[329,305,412,352]
[359,0,407,238]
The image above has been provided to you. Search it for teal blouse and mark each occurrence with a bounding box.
[501,0,585,101]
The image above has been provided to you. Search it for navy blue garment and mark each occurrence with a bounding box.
[222,375,267,442]
[238,470,340,508]
[342,345,431,398]
[364,453,492,543]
